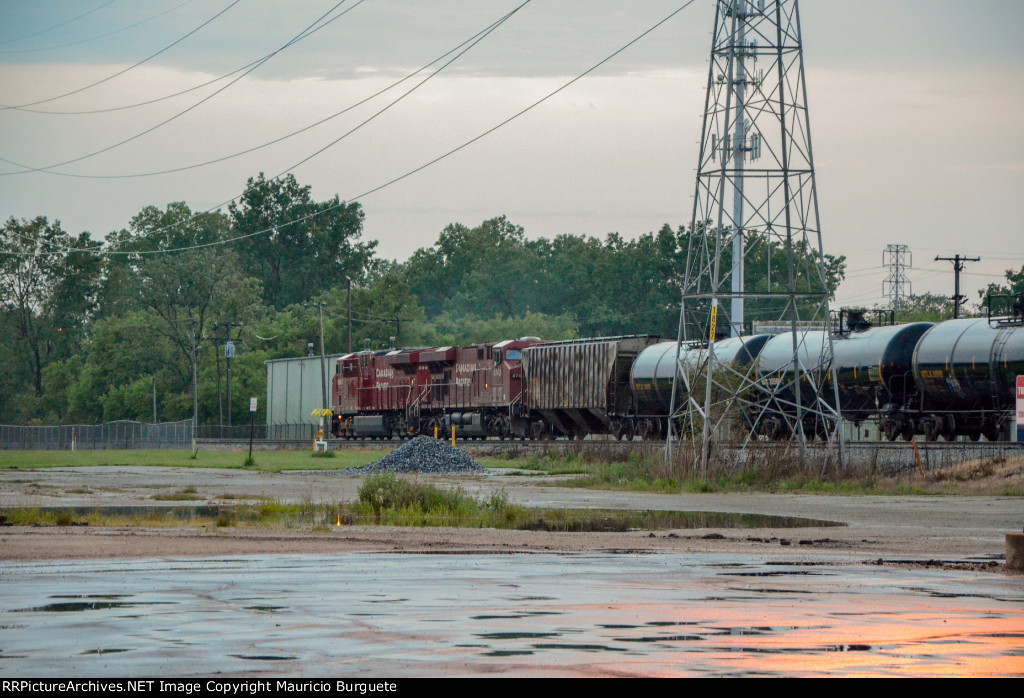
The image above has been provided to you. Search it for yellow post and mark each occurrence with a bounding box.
[452,425,456,446]
[434,425,438,439]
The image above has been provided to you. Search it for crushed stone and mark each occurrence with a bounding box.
[344,436,487,476]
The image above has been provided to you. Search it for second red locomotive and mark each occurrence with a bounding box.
[331,338,541,440]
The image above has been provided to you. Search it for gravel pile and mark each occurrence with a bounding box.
[346,436,487,476]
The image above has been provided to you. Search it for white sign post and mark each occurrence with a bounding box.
[247,398,258,461]
[1016,376,1024,442]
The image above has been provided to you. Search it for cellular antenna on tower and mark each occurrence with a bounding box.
[667,0,844,473]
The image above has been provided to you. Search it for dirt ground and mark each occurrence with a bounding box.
[1,465,1022,567]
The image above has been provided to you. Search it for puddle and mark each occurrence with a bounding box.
[229,655,296,661]
[6,505,222,523]
[15,601,173,613]
[1,553,1020,677]
[723,571,823,577]
[471,612,562,619]
[2,506,839,532]
[616,635,704,643]
[531,643,628,653]
[515,509,841,532]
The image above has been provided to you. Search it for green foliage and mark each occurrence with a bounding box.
[66,312,178,422]
[403,218,847,340]
[980,264,1024,316]
[355,473,521,527]
[420,312,578,345]
[894,292,956,322]
[0,216,102,419]
[229,173,375,309]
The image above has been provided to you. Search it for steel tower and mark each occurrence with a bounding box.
[667,0,843,472]
[883,244,912,311]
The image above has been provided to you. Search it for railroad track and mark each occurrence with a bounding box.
[197,437,1023,470]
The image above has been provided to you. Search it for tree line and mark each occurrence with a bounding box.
[3,171,1017,427]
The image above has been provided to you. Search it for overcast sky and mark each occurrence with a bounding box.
[2,0,1022,310]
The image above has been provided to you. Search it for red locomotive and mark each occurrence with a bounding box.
[330,334,664,441]
[331,338,542,440]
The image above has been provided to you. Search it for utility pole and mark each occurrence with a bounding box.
[190,318,198,443]
[317,303,328,414]
[216,322,244,430]
[883,244,912,312]
[214,337,223,434]
[304,303,330,432]
[345,276,353,353]
[935,254,980,319]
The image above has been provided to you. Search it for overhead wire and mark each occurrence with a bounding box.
[0,0,365,175]
[266,0,531,186]
[0,1,193,57]
[3,2,529,179]
[1,0,243,110]
[0,0,347,116]
[0,0,698,258]
[0,0,119,47]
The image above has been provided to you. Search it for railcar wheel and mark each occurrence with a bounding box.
[939,415,956,442]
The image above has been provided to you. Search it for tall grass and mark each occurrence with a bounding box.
[355,473,521,527]
[511,444,971,495]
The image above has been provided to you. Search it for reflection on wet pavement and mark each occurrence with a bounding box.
[1,554,1021,677]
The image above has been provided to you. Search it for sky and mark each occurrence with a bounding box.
[1,0,1022,311]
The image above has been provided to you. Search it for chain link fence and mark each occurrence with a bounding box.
[0,420,195,450]
[0,420,326,449]
[195,423,322,441]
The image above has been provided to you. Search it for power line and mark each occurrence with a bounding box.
[0,0,119,47]
[3,2,526,179]
[0,0,364,175]
[0,1,344,116]
[0,1,193,56]
[268,0,531,184]
[1,0,242,110]
[0,0,698,259]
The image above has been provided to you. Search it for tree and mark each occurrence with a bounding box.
[0,217,101,402]
[980,264,1024,316]
[229,173,375,308]
[894,293,956,322]
[112,204,264,419]
[404,216,537,319]
[66,312,177,423]
[402,218,847,340]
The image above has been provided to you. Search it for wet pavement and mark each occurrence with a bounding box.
[1,553,1021,677]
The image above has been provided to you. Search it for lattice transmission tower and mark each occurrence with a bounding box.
[668,0,843,471]
[882,244,912,311]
